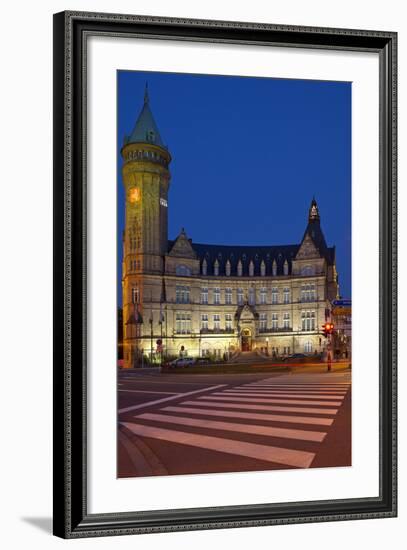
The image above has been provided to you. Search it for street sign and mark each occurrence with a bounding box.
[332,299,351,307]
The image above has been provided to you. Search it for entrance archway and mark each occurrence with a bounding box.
[241,328,252,352]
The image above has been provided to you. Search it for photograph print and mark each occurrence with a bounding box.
[117,70,352,478]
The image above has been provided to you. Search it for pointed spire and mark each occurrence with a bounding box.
[125,85,165,148]
[144,82,149,104]
[308,196,320,222]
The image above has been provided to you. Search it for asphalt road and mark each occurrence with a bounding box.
[117,368,351,478]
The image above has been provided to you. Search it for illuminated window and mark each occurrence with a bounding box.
[176,286,190,304]
[176,313,191,334]
[304,341,312,353]
[271,287,278,304]
[131,287,139,304]
[237,288,244,305]
[213,288,220,305]
[248,287,255,305]
[283,312,290,329]
[213,314,220,331]
[225,314,233,331]
[301,311,316,331]
[272,313,278,329]
[260,313,267,331]
[283,287,290,303]
[260,287,267,304]
[201,287,208,304]
[225,288,232,305]
[201,314,208,331]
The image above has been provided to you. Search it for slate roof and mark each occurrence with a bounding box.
[124,86,166,148]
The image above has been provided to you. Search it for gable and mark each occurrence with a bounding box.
[168,234,197,259]
[295,234,321,260]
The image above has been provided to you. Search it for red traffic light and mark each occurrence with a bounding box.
[322,323,334,336]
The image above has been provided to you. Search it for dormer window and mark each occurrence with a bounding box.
[225,260,231,276]
[202,259,207,276]
[272,260,277,276]
[147,130,155,142]
[237,260,243,277]
[283,260,289,275]
[249,260,254,277]
[260,260,266,277]
[214,259,219,276]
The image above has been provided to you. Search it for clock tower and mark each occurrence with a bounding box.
[121,85,171,368]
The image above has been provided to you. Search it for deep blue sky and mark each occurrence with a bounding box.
[117,70,351,302]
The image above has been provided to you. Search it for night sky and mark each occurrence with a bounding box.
[117,70,351,303]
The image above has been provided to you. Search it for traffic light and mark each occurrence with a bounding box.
[322,323,334,337]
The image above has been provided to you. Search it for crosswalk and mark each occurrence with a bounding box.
[121,372,351,470]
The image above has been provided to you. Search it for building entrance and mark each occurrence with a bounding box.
[241,329,252,352]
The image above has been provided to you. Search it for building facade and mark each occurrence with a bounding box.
[121,89,339,368]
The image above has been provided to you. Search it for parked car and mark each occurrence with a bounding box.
[165,357,195,368]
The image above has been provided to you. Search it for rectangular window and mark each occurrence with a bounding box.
[259,312,267,331]
[283,312,290,329]
[213,287,220,305]
[225,313,232,331]
[201,314,208,331]
[176,285,190,304]
[237,288,244,305]
[131,287,139,304]
[225,288,232,305]
[271,287,278,304]
[301,311,316,331]
[248,287,255,305]
[301,284,316,302]
[272,313,278,329]
[201,287,208,304]
[260,287,267,304]
[176,313,191,334]
[213,314,220,331]
[283,287,290,304]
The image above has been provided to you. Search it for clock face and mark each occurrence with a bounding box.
[129,187,140,203]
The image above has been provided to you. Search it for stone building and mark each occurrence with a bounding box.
[121,88,339,368]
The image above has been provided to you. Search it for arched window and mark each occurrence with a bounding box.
[225,260,231,276]
[202,259,207,276]
[176,264,191,276]
[237,260,243,277]
[214,259,219,276]
[283,260,289,275]
[249,260,254,277]
[272,260,277,276]
[260,260,266,277]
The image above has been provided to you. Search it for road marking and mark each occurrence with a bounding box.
[206,395,343,406]
[223,391,346,399]
[136,413,327,442]
[162,406,334,426]
[118,384,226,414]
[121,422,315,468]
[184,400,338,415]
[118,389,179,395]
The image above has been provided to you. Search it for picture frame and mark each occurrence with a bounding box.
[53,10,397,538]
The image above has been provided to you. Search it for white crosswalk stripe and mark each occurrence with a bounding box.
[122,373,351,469]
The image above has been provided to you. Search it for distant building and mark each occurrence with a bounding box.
[121,88,340,368]
[332,302,352,359]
